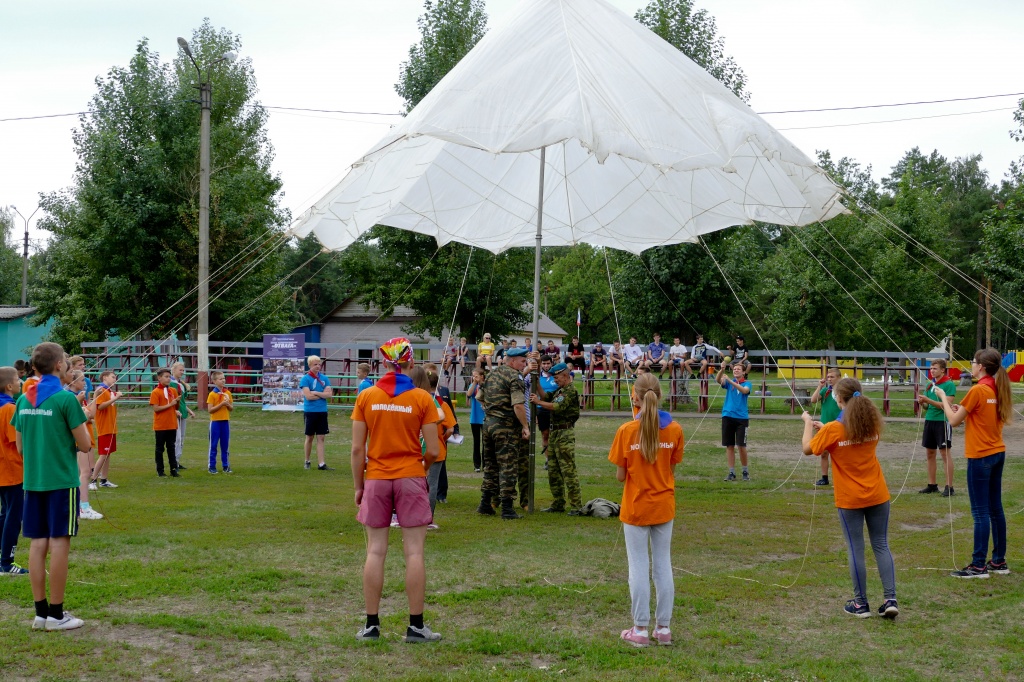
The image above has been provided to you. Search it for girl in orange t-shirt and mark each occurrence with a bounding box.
[802,377,897,619]
[608,373,683,648]
[933,348,1012,578]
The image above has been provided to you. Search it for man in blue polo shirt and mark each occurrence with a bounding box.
[643,333,669,378]
[300,355,333,471]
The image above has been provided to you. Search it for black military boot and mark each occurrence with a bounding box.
[501,498,523,520]
[477,492,496,515]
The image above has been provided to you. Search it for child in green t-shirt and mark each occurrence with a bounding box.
[809,367,841,486]
[13,342,92,631]
[917,359,957,496]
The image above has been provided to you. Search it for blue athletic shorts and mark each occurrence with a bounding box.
[22,488,80,539]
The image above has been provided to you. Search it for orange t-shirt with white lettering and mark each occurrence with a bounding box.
[959,383,1005,459]
[435,400,457,463]
[0,402,22,487]
[809,421,889,509]
[352,386,440,480]
[608,415,684,526]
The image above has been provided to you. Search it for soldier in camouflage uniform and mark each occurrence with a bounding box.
[478,347,532,520]
[530,362,583,515]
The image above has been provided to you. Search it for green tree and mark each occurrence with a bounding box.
[975,168,1024,349]
[541,245,619,342]
[34,22,290,351]
[635,0,749,101]
[281,235,380,326]
[0,208,23,304]
[395,0,488,113]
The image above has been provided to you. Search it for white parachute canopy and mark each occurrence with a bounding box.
[290,0,846,255]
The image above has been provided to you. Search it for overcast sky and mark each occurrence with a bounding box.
[2,0,1022,245]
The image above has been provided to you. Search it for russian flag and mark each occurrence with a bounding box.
[576,308,581,328]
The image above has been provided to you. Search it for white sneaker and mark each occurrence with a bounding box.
[390,514,400,528]
[32,616,47,630]
[79,507,104,520]
[427,523,439,530]
[404,624,442,642]
[46,613,85,630]
[99,480,118,488]
[87,482,98,491]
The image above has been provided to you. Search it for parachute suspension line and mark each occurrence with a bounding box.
[849,211,1024,331]
[634,254,699,336]
[630,250,722,438]
[758,226,882,353]
[857,199,1024,324]
[480,251,496,339]
[89,227,291,371]
[321,245,444,363]
[781,226,924,502]
[444,247,475,351]
[210,248,339,338]
[603,248,623,350]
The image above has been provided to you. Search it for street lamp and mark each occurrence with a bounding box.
[177,37,237,408]
[8,205,39,306]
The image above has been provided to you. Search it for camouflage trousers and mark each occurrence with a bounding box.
[547,428,582,510]
[481,421,520,503]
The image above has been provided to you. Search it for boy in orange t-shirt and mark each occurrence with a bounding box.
[0,367,27,575]
[207,371,233,474]
[802,377,897,620]
[149,369,180,477]
[90,370,121,489]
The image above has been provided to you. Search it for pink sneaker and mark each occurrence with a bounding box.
[653,626,672,646]
[620,627,650,648]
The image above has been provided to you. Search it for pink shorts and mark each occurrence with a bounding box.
[357,477,432,528]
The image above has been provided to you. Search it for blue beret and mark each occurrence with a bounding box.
[506,347,528,357]
[550,362,569,374]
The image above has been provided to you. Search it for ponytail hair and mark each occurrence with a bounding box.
[833,377,882,444]
[975,348,1013,424]
[634,373,663,463]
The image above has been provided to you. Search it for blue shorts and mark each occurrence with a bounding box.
[22,488,80,539]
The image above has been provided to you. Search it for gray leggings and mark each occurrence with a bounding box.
[837,501,896,603]
[623,521,674,628]
[426,461,442,516]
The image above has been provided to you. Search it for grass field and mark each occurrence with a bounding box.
[1,406,1023,681]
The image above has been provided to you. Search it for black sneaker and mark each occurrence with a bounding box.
[742,471,750,482]
[356,625,380,641]
[814,477,830,486]
[985,561,1010,575]
[724,472,737,482]
[404,624,441,643]
[171,470,181,478]
[918,484,939,494]
[304,461,311,470]
[951,564,989,579]
[844,599,871,618]
[157,472,166,477]
[878,600,899,620]
[941,486,955,497]
[318,464,333,471]
[176,464,187,470]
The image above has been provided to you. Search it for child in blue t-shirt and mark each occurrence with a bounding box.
[467,368,486,472]
[716,362,751,481]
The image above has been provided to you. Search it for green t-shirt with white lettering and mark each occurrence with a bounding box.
[924,379,956,422]
[818,386,841,424]
[13,390,88,492]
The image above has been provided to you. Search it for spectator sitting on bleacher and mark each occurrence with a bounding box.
[609,341,624,376]
[476,334,496,371]
[669,337,687,376]
[731,336,752,374]
[566,337,586,371]
[442,337,458,377]
[494,339,509,366]
[643,333,669,378]
[623,337,644,378]
[544,340,560,363]
[684,333,719,377]
[457,337,470,373]
[589,342,609,377]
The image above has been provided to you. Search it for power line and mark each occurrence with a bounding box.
[757,91,1024,115]
[777,107,1016,131]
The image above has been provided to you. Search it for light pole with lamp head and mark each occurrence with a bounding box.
[177,37,236,409]
[8,205,39,306]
